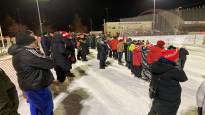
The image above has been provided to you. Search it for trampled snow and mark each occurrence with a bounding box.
[17,47,205,115]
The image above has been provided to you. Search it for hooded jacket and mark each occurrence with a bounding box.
[8,45,54,91]
[151,61,188,103]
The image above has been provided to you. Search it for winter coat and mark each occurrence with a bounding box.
[41,36,51,56]
[97,41,108,61]
[0,68,19,115]
[90,36,96,48]
[65,38,75,56]
[150,61,188,115]
[132,45,142,66]
[147,46,164,65]
[8,45,54,91]
[80,40,88,56]
[197,81,205,115]
[110,39,119,50]
[127,43,135,62]
[179,48,189,60]
[128,44,136,52]
[51,34,71,71]
[117,41,124,52]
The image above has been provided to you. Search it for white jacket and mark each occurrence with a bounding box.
[197,81,205,115]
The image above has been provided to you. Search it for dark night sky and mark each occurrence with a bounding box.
[0,0,205,31]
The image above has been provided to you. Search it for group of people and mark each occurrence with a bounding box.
[1,30,97,115]
[96,36,190,115]
[0,30,205,115]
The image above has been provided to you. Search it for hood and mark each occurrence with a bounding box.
[8,45,24,56]
[151,61,175,74]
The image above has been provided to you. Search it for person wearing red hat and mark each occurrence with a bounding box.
[142,40,165,81]
[148,49,188,115]
[147,40,165,65]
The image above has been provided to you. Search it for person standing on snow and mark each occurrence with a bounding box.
[80,37,88,61]
[62,32,76,77]
[8,32,54,115]
[0,68,19,115]
[148,49,188,115]
[97,39,109,69]
[179,47,189,70]
[132,42,142,78]
[128,41,137,74]
[51,32,71,83]
[196,81,205,115]
[143,40,165,81]
[117,39,124,65]
[41,33,52,57]
[90,34,97,49]
[147,40,165,65]
[110,37,119,59]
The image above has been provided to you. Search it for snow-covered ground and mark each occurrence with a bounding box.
[4,46,205,115]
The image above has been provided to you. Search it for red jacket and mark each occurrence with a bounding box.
[147,46,164,64]
[110,39,119,50]
[133,45,142,66]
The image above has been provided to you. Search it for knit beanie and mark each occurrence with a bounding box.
[15,32,36,46]
[161,49,179,62]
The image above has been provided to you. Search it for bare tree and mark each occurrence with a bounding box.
[71,14,88,33]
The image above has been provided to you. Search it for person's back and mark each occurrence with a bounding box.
[111,39,119,50]
[0,68,19,115]
[179,47,189,60]
[8,32,54,115]
[149,49,188,115]
[117,40,124,53]
[179,47,189,69]
[147,40,165,65]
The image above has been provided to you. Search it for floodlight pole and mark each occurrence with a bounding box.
[35,0,43,36]
[152,0,156,35]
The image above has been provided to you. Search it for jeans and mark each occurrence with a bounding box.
[118,52,123,63]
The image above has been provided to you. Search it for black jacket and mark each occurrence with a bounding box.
[80,40,88,56]
[97,41,109,61]
[179,48,189,60]
[0,68,19,115]
[151,61,188,103]
[51,34,71,71]
[8,45,54,91]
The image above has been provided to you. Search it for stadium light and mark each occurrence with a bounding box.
[35,0,43,36]
[152,0,156,35]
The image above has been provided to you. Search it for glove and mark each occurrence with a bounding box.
[198,107,202,115]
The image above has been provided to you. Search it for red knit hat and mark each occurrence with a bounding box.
[156,40,165,48]
[162,49,179,62]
